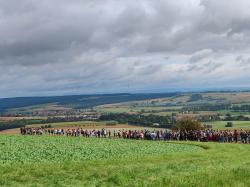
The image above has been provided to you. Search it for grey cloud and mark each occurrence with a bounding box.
[1,0,250,97]
[190,49,213,63]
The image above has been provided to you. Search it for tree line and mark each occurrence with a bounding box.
[182,104,231,111]
[0,119,43,131]
[0,116,93,131]
[224,114,250,121]
[231,105,250,112]
[99,113,173,128]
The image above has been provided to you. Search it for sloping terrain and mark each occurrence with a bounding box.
[0,93,179,113]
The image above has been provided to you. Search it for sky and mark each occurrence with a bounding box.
[1,0,250,98]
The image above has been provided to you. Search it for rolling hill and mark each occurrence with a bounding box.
[0,93,180,113]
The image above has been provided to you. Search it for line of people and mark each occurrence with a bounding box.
[20,127,43,135]
[20,127,250,144]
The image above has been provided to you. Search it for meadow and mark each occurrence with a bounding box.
[0,135,249,187]
[207,121,250,130]
[0,135,201,164]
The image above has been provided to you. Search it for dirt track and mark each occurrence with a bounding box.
[0,128,20,135]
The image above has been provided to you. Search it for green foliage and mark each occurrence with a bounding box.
[173,117,202,131]
[232,104,250,112]
[224,114,250,121]
[0,119,43,131]
[99,113,172,128]
[225,122,233,127]
[0,136,249,186]
[40,124,52,129]
[0,136,200,164]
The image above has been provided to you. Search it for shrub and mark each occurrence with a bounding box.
[173,117,202,131]
[225,122,233,127]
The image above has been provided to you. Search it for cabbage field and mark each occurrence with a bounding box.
[0,135,202,164]
[0,135,249,187]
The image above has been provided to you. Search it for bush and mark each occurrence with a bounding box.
[225,122,233,127]
[41,124,52,129]
[173,117,202,131]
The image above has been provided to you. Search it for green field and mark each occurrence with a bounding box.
[28,121,117,128]
[96,106,169,113]
[0,135,249,186]
[0,136,201,164]
[95,92,250,118]
[207,121,250,129]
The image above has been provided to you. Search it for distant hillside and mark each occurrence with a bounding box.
[0,93,180,113]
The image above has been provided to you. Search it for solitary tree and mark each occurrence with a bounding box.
[173,117,202,131]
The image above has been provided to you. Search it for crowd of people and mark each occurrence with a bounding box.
[20,127,43,135]
[20,127,250,144]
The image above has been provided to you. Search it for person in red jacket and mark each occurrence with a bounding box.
[233,129,238,143]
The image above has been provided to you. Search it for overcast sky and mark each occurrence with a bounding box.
[1,0,250,98]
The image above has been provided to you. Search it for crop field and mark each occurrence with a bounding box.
[28,121,115,128]
[0,116,46,122]
[7,103,72,114]
[0,136,201,164]
[96,105,171,114]
[0,135,249,187]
